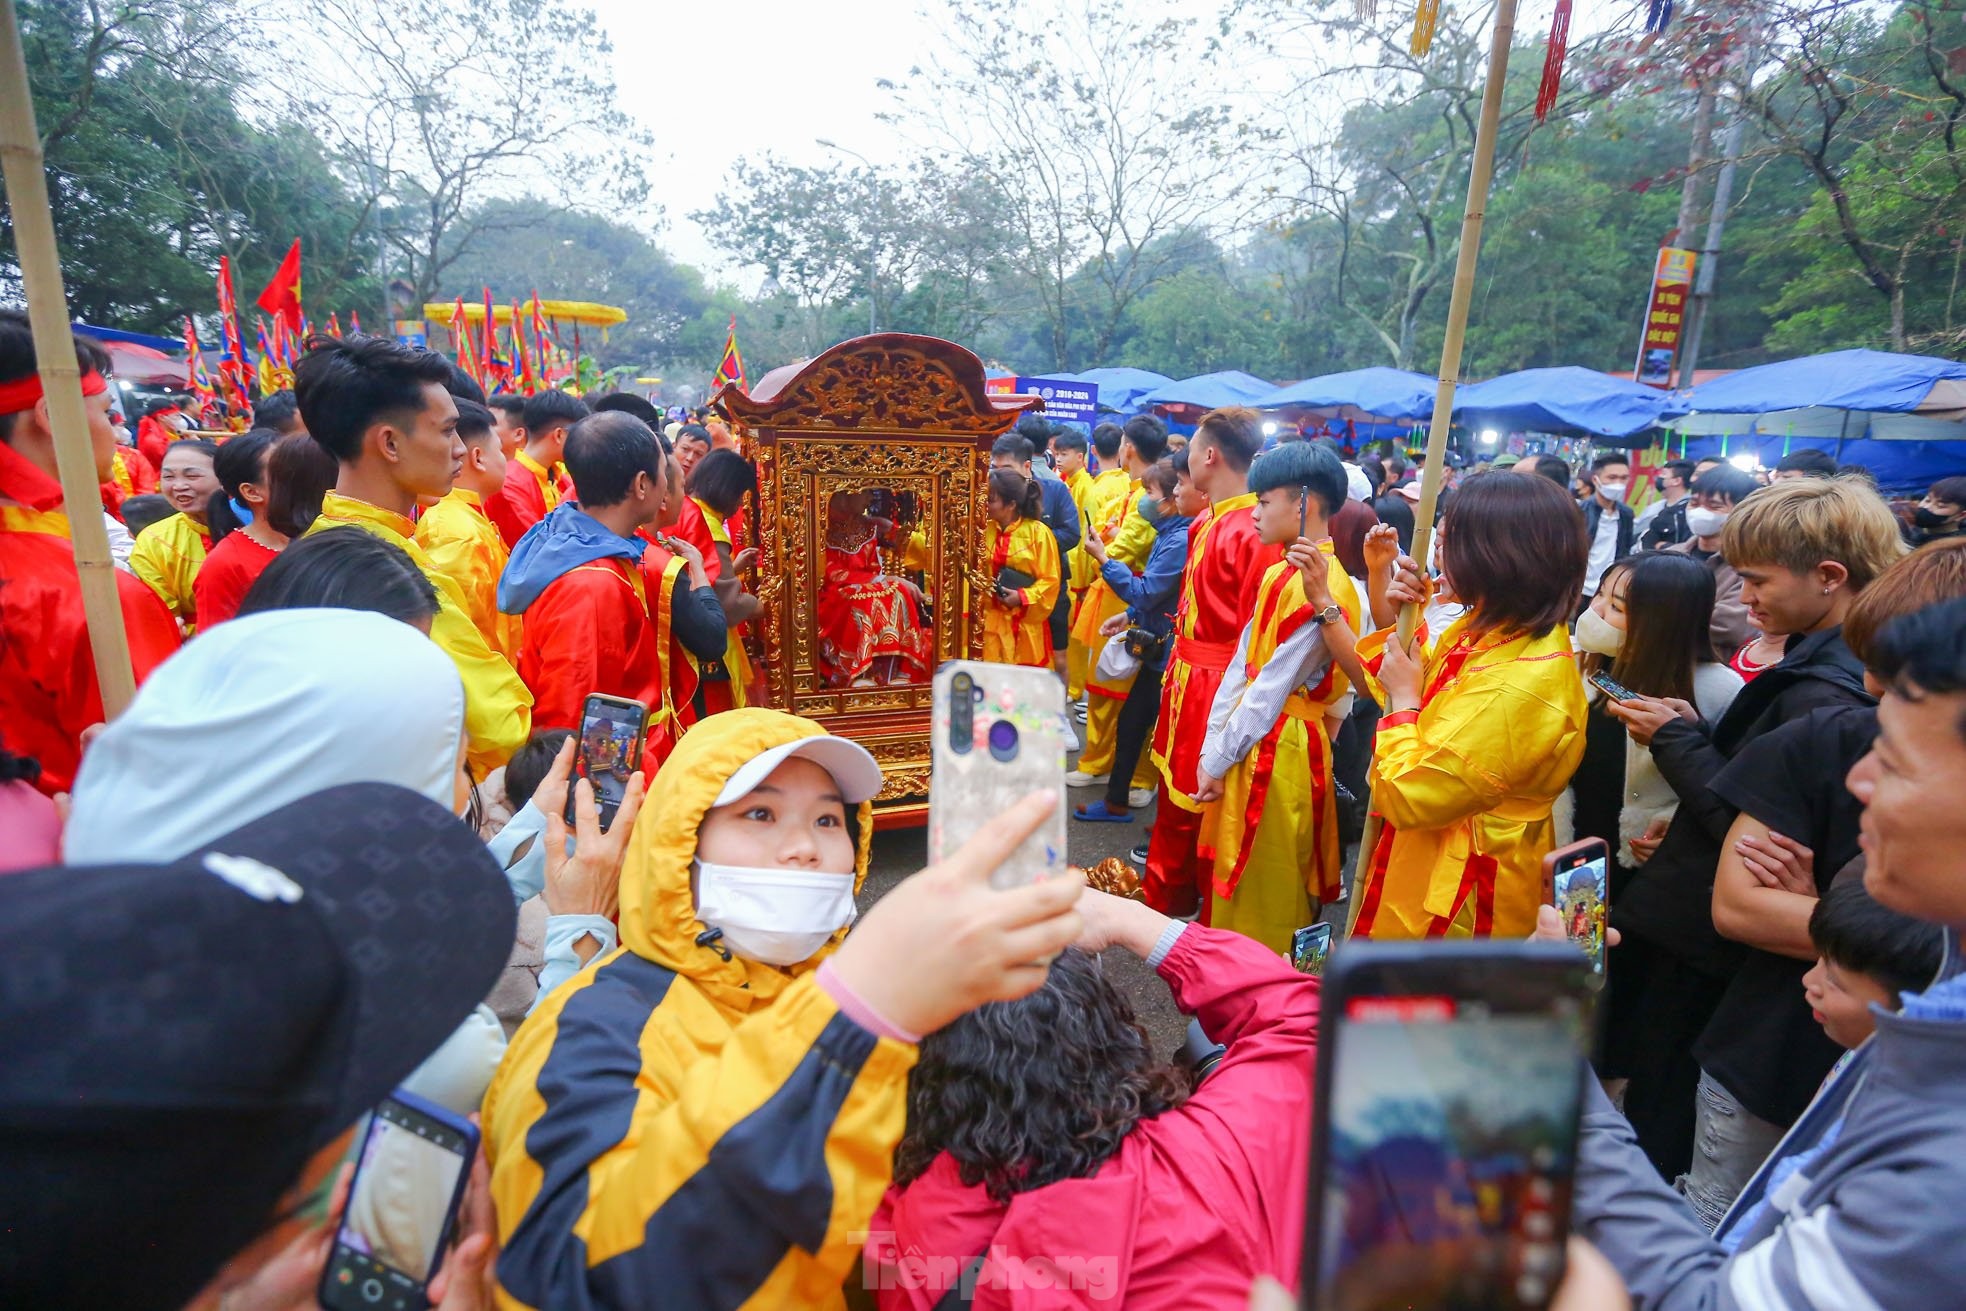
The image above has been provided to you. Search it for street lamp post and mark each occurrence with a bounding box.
[816,138,880,336]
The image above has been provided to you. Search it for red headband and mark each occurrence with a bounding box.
[0,369,107,416]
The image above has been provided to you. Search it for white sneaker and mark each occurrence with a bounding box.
[1128,787,1156,809]
[1064,769,1111,788]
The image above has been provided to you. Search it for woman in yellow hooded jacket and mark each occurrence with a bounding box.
[482,708,1085,1310]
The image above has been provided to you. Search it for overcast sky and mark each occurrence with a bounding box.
[590,0,1636,287]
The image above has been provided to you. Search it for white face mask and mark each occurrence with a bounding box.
[1597,481,1629,504]
[1574,606,1626,657]
[1684,505,1729,539]
[693,861,858,967]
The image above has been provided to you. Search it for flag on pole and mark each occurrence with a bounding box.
[511,300,535,394]
[480,287,497,384]
[349,310,364,336]
[183,317,216,414]
[529,293,551,383]
[255,320,281,395]
[215,256,249,399]
[326,311,344,339]
[254,239,304,335]
[450,298,480,385]
[713,315,746,393]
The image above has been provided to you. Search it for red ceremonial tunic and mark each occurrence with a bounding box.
[0,442,181,794]
[633,536,701,769]
[192,528,279,630]
[517,557,665,767]
[487,451,564,549]
[1151,492,1281,809]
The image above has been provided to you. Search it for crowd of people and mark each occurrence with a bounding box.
[5,303,1966,1310]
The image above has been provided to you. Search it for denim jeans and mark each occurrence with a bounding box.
[1674,1068,1786,1230]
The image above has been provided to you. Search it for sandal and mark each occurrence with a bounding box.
[1074,799,1134,824]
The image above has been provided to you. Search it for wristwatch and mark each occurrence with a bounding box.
[1310,603,1344,626]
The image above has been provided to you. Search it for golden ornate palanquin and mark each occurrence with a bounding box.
[714,334,1038,823]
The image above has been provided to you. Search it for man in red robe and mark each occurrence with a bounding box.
[498,410,678,770]
[0,313,180,794]
[1145,406,1281,917]
[487,388,586,547]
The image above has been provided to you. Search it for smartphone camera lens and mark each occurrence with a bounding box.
[951,674,974,754]
[987,718,1019,762]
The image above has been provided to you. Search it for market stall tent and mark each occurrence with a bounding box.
[1454,366,1668,438]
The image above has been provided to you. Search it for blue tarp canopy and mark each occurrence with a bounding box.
[1669,434,1966,496]
[1138,369,1275,411]
[1252,367,1437,423]
[72,320,181,352]
[1072,367,1173,415]
[1676,349,1966,416]
[1454,366,1668,439]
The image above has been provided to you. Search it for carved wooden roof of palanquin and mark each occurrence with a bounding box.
[712,333,1040,439]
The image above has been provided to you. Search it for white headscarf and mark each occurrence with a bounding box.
[64,608,466,863]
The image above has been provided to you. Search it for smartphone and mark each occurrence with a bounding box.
[319,1090,478,1311]
[1291,922,1334,976]
[569,693,648,830]
[929,660,1069,889]
[1302,942,1593,1311]
[1542,838,1611,976]
[1586,669,1638,704]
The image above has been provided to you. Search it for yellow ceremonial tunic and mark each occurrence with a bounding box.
[128,511,210,629]
[1071,476,1157,785]
[1350,615,1588,941]
[981,517,1061,667]
[1062,466,1099,699]
[308,492,532,773]
[1198,546,1359,953]
[415,488,520,661]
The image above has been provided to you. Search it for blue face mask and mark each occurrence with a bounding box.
[1139,498,1161,525]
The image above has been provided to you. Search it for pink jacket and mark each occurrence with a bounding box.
[866,925,1319,1309]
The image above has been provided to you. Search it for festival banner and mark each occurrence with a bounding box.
[215,256,249,399]
[511,301,536,394]
[182,317,216,415]
[712,315,746,393]
[1633,246,1697,388]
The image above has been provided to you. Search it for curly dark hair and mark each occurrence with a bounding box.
[893,949,1190,1204]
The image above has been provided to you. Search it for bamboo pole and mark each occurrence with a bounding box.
[0,0,136,716]
[1349,0,1519,935]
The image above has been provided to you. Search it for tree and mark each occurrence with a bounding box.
[290,0,652,309]
[888,0,1267,369]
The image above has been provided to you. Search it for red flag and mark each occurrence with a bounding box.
[481,287,497,383]
[713,315,746,392]
[349,310,364,335]
[215,256,249,402]
[254,239,304,334]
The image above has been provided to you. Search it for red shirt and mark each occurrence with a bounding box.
[487,452,562,549]
[517,557,663,732]
[0,443,181,793]
[193,529,279,630]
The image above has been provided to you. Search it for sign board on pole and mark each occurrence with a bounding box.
[983,375,1100,428]
[1633,248,1696,389]
[394,318,429,350]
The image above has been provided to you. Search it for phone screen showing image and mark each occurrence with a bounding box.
[321,1097,473,1310]
[1292,922,1334,976]
[1587,670,1637,704]
[1551,851,1610,975]
[571,696,646,828]
[1313,988,1587,1311]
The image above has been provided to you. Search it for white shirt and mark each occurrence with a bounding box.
[1583,502,1621,597]
[1199,574,1362,780]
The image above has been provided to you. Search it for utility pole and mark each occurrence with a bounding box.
[1675,84,1718,248]
[1677,111,1745,388]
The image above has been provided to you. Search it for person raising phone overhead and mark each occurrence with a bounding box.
[482,708,1086,1311]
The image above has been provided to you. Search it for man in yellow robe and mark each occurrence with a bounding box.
[415,399,521,661]
[1055,427,1099,697]
[294,336,532,773]
[1194,442,1364,953]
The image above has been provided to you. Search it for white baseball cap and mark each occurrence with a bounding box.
[713,736,885,807]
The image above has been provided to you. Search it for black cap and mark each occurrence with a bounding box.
[0,783,517,1310]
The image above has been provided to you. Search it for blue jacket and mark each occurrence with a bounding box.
[1033,464,1082,554]
[1099,511,1192,669]
[497,504,645,616]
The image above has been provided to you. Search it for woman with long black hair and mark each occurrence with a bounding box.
[192,427,286,630]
